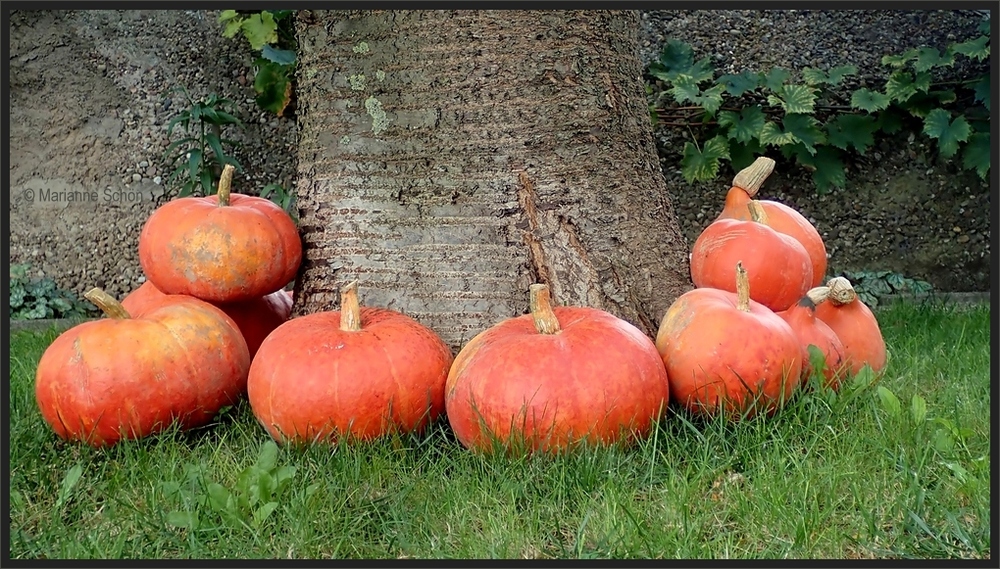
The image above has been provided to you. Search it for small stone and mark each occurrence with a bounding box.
[139,160,149,168]
[132,173,142,183]
[953,226,962,233]
[957,235,970,244]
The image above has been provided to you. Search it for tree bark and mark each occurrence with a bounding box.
[293,9,692,350]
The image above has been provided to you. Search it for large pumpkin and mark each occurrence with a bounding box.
[718,157,828,286]
[122,281,293,359]
[691,200,813,312]
[776,286,848,391]
[814,277,887,376]
[445,284,669,454]
[138,164,301,303]
[656,263,802,419]
[247,281,453,444]
[35,288,250,447]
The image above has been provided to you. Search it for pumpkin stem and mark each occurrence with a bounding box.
[732,156,775,197]
[735,263,751,313]
[529,284,561,334]
[825,277,858,306]
[747,200,769,225]
[339,280,363,331]
[217,164,235,207]
[83,288,131,319]
[806,286,832,305]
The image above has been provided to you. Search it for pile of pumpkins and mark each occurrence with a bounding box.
[34,159,886,454]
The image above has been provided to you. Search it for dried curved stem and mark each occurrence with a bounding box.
[339,280,362,331]
[732,157,775,197]
[826,277,857,305]
[747,200,770,226]
[217,164,235,206]
[84,288,130,319]
[529,284,561,334]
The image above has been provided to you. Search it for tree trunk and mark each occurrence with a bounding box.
[293,9,692,350]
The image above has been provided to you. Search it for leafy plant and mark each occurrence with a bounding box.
[163,86,244,197]
[839,269,933,307]
[163,440,305,532]
[260,183,298,222]
[220,10,297,116]
[647,16,990,192]
[9,264,96,320]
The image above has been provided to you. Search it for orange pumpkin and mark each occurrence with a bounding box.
[122,281,293,359]
[445,284,669,454]
[718,157,828,286]
[138,164,301,303]
[776,286,849,390]
[656,263,802,419]
[35,288,250,447]
[691,200,813,312]
[247,281,453,444]
[814,277,887,376]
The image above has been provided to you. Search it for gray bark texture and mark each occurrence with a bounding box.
[293,9,692,350]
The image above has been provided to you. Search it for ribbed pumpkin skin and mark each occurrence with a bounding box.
[34,297,250,447]
[445,307,669,454]
[815,298,887,376]
[718,187,828,287]
[777,297,848,390]
[247,309,453,444]
[122,281,293,359]
[691,217,813,313]
[138,193,301,303]
[655,288,802,419]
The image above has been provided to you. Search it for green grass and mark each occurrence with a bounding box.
[7,301,991,560]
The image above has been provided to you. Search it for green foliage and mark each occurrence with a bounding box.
[219,10,297,116]
[647,18,991,192]
[163,87,244,197]
[163,441,303,531]
[9,264,96,320]
[839,269,933,308]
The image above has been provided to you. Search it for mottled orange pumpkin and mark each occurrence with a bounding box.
[814,277,887,376]
[122,281,293,359]
[718,157,828,286]
[35,289,250,447]
[445,284,669,454]
[656,263,802,419]
[691,201,813,312]
[138,165,301,303]
[777,286,849,390]
[247,281,453,444]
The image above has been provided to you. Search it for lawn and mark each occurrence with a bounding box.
[6,300,991,560]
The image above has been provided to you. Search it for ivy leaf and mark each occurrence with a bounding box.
[241,12,278,50]
[697,84,726,116]
[667,77,700,105]
[783,114,826,155]
[759,121,798,147]
[220,10,245,39]
[803,146,847,193]
[718,71,762,97]
[961,133,990,180]
[766,84,817,114]
[826,114,878,155]
[951,35,990,61]
[728,138,765,173]
[913,71,932,93]
[850,88,891,112]
[669,79,725,115]
[763,67,791,92]
[885,71,919,103]
[881,47,919,67]
[657,39,695,73]
[253,58,293,116]
[972,75,990,111]
[978,18,990,35]
[801,67,828,86]
[827,65,858,87]
[261,45,296,66]
[681,135,730,183]
[913,46,954,72]
[922,108,971,159]
[718,105,766,144]
[875,109,905,134]
[902,90,955,119]
[652,40,715,83]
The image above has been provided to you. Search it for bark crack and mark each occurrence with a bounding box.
[517,169,551,287]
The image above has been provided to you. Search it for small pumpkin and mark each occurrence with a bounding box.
[35,288,250,447]
[122,281,293,359]
[776,286,849,390]
[656,263,802,419]
[718,157,828,286]
[247,281,453,444]
[814,277,887,376]
[445,284,669,454]
[138,164,301,303]
[691,200,813,312]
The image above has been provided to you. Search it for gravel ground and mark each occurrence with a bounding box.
[7,9,992,303]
